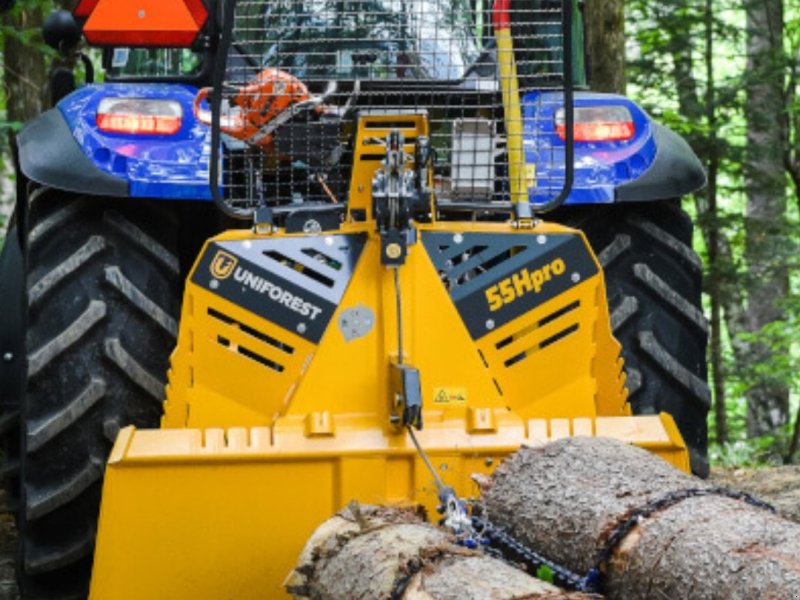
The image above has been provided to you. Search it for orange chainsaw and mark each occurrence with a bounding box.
[194,68,326,148]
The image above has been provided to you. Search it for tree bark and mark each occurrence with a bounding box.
[482,437,800,600]
[2,4,48,126]
[744,0,790,438]
[584,0,625,93]
[703,0,726,445]
[286,503,596,600]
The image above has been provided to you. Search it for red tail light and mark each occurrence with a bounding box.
[96,98,182,135]
[555,106,635,142]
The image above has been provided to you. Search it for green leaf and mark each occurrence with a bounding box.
[535,564,554,584]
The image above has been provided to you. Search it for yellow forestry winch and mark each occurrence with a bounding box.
[88,111,688,598]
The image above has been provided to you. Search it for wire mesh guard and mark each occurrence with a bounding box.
[212,0,573,214]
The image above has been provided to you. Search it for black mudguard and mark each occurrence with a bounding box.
[616,122,707,202]
[0,221,25,414]
[17,108,128,198]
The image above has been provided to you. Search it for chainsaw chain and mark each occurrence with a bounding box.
[474,486,775,595]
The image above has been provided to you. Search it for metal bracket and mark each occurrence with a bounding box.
[389,361,422,429]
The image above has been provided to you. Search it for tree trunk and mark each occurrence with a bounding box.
[482,437,800,600]
[703,0,726,445]
[584,0,625,93]
[744,0,790,438]
[286,504,596,600]
[2,5,48,126]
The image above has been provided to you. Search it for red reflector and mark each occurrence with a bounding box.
[555,106,636,142]
[83,0,208,47]
[96,98,182,135]
[74,0,100,18]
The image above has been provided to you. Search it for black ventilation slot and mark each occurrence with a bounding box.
[441,245,527,290]
[503,324,580,368]
[495,301,581,350]
[263,250,335,288]
[539,300,580,328]
[301,248,343,271]
[540,324,579,349]
[217,336,285,373]
[208,307,294,355]
[448,245,488,267]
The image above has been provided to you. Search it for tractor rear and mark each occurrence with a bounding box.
[88,0,691,596]
[0,0,706,598]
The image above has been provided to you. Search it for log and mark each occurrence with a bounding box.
[481,437,800,600]
[286,503,597,600]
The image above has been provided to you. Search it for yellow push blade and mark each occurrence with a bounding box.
[89,414,687,599]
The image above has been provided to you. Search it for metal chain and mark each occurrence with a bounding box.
[591,486,776,579]
[475,486,776,594]
[474,517,598,592]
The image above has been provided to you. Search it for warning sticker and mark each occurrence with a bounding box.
[432,387,468,406]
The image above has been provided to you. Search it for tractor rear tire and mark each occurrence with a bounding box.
[551,200,710,476]
[1,216,25,518]
[16,188,181,599]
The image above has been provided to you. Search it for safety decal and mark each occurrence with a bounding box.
[432,387,468,406]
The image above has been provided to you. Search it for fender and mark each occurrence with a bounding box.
[18,83,212,201]
[17,108,128,197]
[523,91,706,205]
[615,122,707,202]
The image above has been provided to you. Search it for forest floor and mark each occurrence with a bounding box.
[0,466,799,599]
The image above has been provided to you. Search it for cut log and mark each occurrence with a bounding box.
[481,437,800,600]
[286,503,597,600]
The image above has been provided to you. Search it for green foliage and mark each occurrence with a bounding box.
[710,425,795,467]
[627,0,800,465]
[535,564,554,584]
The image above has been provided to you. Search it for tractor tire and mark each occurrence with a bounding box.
[551,200,711,476]
[16,188,181,599]
[1,216,25,518]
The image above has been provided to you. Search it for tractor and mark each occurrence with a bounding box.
[0,0,707,598]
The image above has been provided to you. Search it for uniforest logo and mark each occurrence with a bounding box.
[210,250,238,280]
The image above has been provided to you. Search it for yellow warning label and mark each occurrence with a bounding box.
[432,387,468,405]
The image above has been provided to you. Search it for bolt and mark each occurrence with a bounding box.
[484,457,494,467]
[486,319,495,330]
[3,352,12,363]
[439,463,448,472]
[325,236,335,246]
[571,272,580,283]
[242,240,252,249]
[537,235,547,245]
[297,323,307,334]
[385,243,402,260]
[210,279,220,290]
[304,220,322,234]
[453,233,464,244]
[138,9,146,18]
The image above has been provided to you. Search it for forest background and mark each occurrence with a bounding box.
[0,0,799,467]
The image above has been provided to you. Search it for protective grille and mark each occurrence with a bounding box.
[211,0,574,215]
